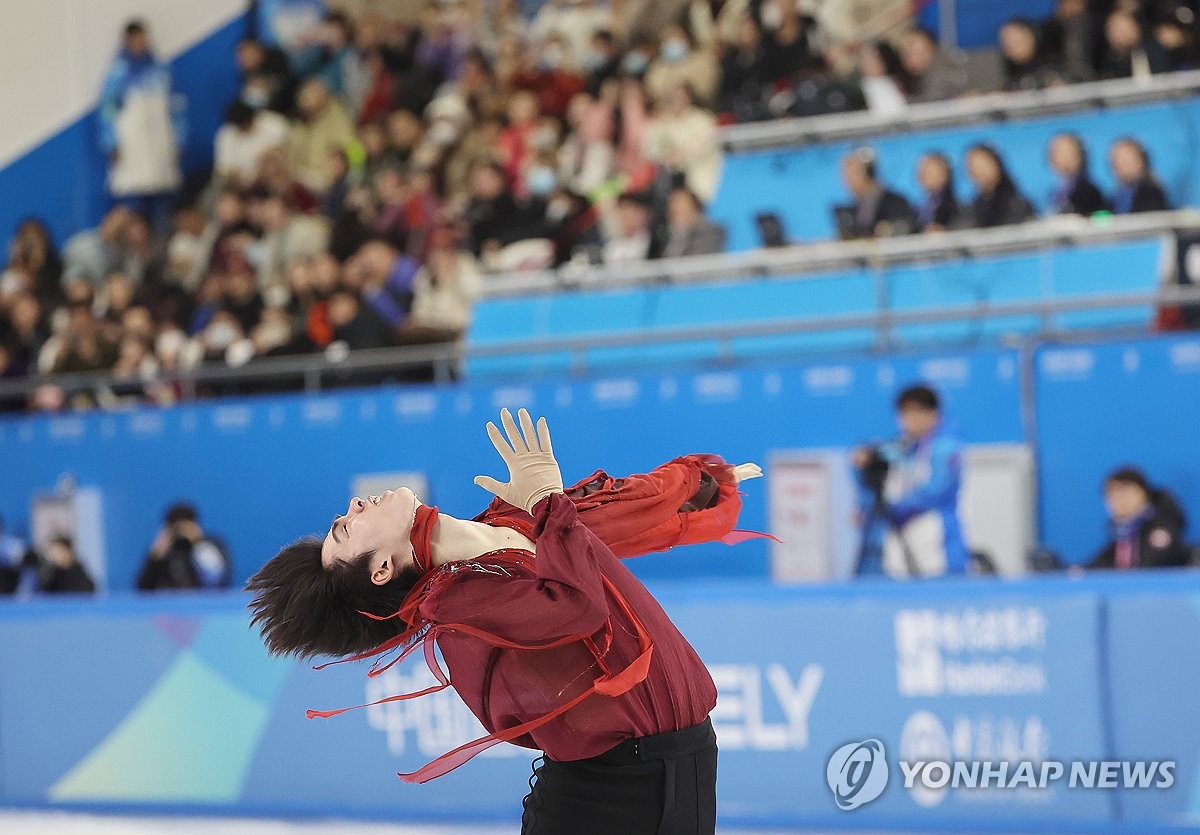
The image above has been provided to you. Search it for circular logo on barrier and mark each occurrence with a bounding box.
[826,738,890,810]
[900,711,952,809]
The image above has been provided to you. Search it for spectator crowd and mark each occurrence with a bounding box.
[0,0,1196,411]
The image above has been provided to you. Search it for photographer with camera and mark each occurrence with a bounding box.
[852,384,968,578]
[136,502,232,591]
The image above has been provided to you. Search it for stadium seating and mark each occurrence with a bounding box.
[467,237,1164,376]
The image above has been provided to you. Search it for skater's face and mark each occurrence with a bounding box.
[321,487,420,583]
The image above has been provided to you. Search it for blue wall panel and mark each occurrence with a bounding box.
[3,330,1197,585]
[1033,334,1200,565]
[0,346,1025,592]
[1,573,1197,829]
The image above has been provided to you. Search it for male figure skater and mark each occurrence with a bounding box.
[248,408,763,834]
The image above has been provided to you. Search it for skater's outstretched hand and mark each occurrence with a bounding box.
[474,407,564,513]
[733,462,763,483]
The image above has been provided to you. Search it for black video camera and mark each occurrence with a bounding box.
[859,445,890,496]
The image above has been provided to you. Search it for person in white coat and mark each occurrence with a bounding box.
[98,21,187,232]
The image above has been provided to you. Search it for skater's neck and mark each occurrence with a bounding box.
[428,514,536,566]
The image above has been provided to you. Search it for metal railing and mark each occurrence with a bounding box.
[478,210,1200,298]
[717,70,1200,153]
[4,283,1198,407]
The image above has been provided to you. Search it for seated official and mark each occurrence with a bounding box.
[1107,138,1170,215]
[1047,133,1109,217]
[963,144,1035,228]
[1089,467,1191,570]
[834,147,916,239]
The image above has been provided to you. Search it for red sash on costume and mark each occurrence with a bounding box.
[306,548,655,783]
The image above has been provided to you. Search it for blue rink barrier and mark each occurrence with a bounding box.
[1,572,1198,831]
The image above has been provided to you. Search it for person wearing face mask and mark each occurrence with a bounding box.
[511,35,586,118]
[235,37,297,114]
[645,24,720,107]
[197,310,247,364]
[530,0,612,67]
[584,30,620,95]
[525,158,561,200]
[621,38,657,78]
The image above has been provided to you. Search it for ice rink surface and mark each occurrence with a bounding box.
[0,810,940,835]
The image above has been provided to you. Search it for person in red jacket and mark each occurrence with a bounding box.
[248,407,765,834]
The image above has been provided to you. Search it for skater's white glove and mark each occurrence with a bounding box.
[474,408,564,513]
[732,462,763,483]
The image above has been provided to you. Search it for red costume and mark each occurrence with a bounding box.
[310,454,768,783]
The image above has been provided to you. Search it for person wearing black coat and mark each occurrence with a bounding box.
[835,148,917,239]
[915,152,961,232]
[137,503,232,591]
[719,16,770,121]
[38,537,96,594]
[464,162,543,256]
[1089,467,1192,570]
[963,144,1036,228]
[1108,137,1170,214]
[1047,133,1109,216]
[1096,11,1169,80]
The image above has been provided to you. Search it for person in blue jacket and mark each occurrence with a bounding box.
[853,383,969,577]
[98,20,188,232]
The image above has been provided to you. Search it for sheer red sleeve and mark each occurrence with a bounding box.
[476,453,767,558]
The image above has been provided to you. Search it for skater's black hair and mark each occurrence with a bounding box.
[247,538,420,659]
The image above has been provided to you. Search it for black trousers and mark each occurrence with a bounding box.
[520,718,717,835]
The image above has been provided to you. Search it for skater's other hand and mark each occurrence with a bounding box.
[474,407,564,513]
[732,462,762,483]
